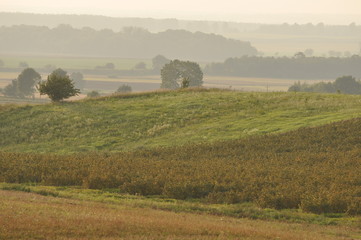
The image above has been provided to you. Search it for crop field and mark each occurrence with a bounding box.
[204,76,331,91]
[0,70,311,92]
[0,71,296,93]
[1,188,360,240]
[2,117,361,214]
[1,89,361,238]
[1,114,361,214]
[225,32,360,56]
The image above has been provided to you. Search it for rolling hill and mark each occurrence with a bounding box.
[1,88,361,153]
[1,108,361,214]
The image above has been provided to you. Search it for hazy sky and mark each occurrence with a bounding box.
[2,0,361,24]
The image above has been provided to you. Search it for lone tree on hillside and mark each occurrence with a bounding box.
[161,60,203,89]
[37,68,80,102]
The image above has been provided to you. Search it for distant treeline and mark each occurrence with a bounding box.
[1,13,361,37]
[0,25,257,61]
[0,12,261,34]
[256,22,361,36]
[204,56,361,79]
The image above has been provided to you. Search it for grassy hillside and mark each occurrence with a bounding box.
[2,117,361,214]
[1,88,361,153]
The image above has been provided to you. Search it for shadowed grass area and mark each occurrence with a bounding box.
[1,88,361,153]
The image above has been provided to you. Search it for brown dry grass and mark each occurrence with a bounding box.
[0,190,359,240]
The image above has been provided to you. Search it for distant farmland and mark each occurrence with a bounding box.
[0,71,331,93]
[0,55,153,70]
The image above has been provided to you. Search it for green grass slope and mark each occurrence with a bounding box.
[1,117,361,214]
[1,88,361,153]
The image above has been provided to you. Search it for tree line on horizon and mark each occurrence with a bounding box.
[2,12,361,37]
[0,24,257,61]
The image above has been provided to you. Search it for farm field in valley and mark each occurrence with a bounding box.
[0,70,331,94]
[1,187,360,240]
[1,89,361,239]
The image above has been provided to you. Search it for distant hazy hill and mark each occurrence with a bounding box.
[0,24,257,61]
[0,12,261,33]
[2,12,360,57]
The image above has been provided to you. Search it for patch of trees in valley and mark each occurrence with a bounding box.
[205,55,361,79]
[288,75,361,94]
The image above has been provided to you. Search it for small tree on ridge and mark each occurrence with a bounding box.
[37,68,80,102]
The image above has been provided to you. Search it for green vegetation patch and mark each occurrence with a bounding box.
[1,117,361,215]
[1,89,361,153]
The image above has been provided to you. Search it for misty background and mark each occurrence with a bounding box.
[1,0,361,95]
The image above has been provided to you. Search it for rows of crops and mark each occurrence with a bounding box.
[1,117,361,214]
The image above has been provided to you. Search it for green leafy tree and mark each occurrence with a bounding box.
[17,68,41,98]
[87,90,100,98]
[116,84,132,93]
[51,68,67,77]
[18,61,29,68]
[70,72,85,90]
[3,79,18,97]
[152,55,170,71]
[181,77,190,88]
[134,62,146,70]
[2,68,41,98]
[294,52,306,58]
[37,68,80,102]
[105,63,115,69]
[161,60,203,89]
[334,76,360,94]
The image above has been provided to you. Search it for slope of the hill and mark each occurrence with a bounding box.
[1,88,361,153]
[1,117,361,214]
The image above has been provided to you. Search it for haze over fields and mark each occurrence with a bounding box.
[2,1,361,240]
[2,0,361,24]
